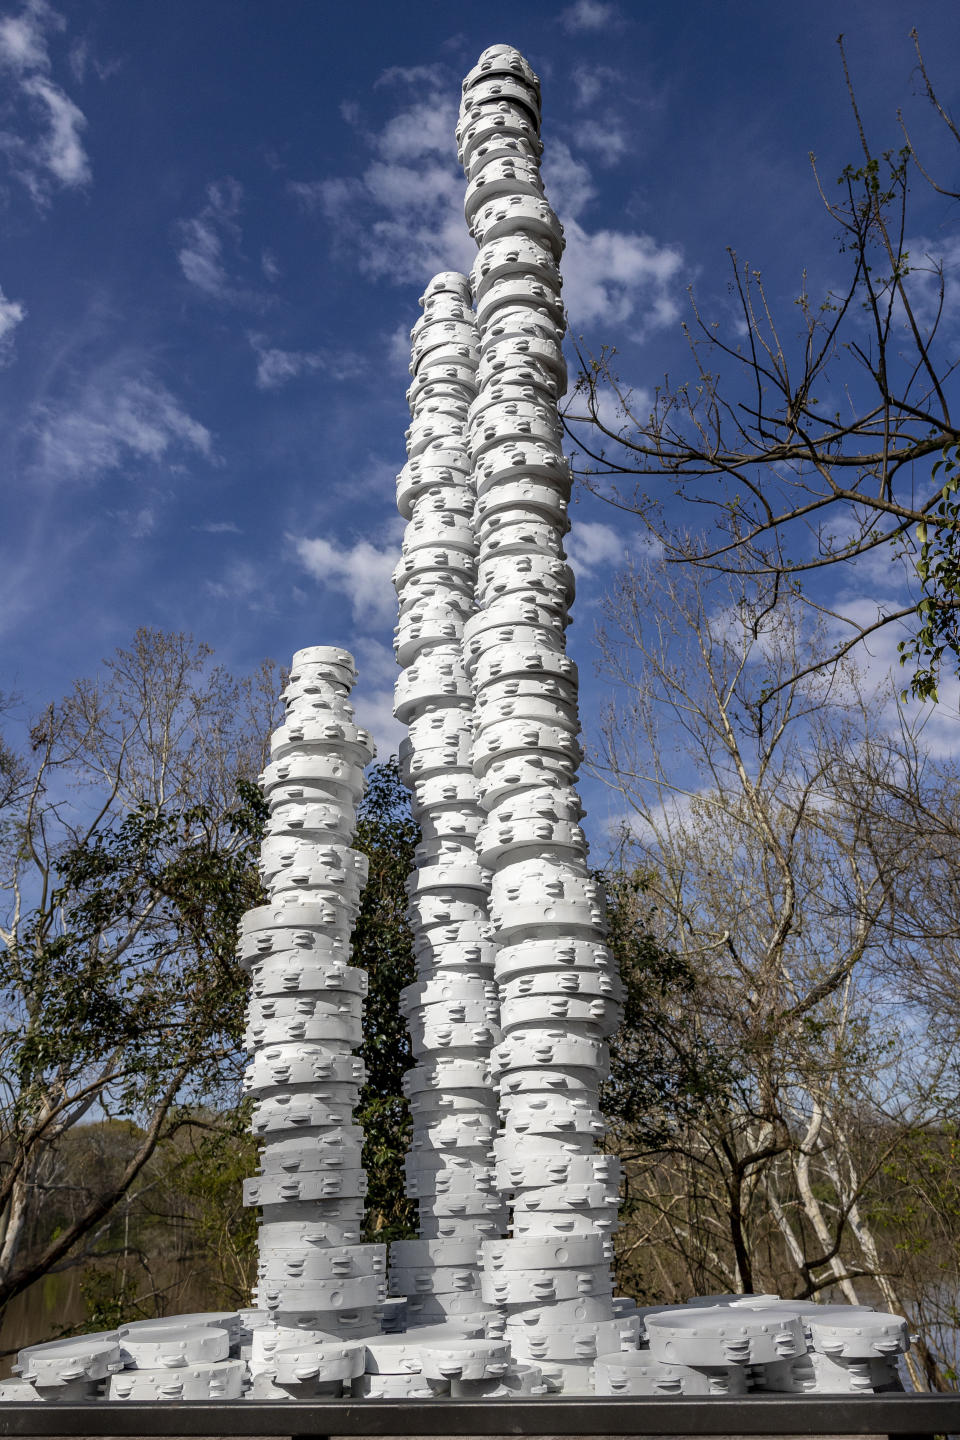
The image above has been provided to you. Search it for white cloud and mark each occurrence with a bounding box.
[377,100,455,163]
[296,63,683,331]
[261,249,280,282]
[822,593,960,758]
[565,379,653,443]
[30,366,213,484]
[571,63,621,107]
[565,520,661,576]
[176,178,243,299]
[65,35,121,84]
[205,559,265,605]
[254,344,322,390]
[562,219,684,331]
[0,1,91,203]
[0,285,26,361]
[355,682,405,764]
[195,519,240,534]
[20,73,87,184]
[386,322,412,374]
[249,332,365,390]
[565,521,628,574]
[561,1,620,32]
[291,533,399,624]
[115,503,156,539]
[291,91,475,285]
[352,634,398,691]
[900,234,960,333]
[0,1,56,72]
[374,63,448,90]
[570,118,628,166]
[542,140,596,221]
[351,635,403,760]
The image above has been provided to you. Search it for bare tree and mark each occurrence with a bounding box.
[596,558,960,1388]
[0,630,278,1317]
[568,32,960,702]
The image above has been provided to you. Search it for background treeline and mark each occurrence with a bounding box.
[2,617,960,1393]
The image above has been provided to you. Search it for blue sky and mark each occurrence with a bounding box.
[1,0,958,845]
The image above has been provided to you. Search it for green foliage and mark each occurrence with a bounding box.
[601,868,735,1149]
[7,784,268,1123]
[158,1105,260,1306]
[899,441,960,702]
[0,768,268,1315]
[351,761,419,1242]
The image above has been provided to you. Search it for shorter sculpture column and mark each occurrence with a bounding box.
[240,646,383,1396]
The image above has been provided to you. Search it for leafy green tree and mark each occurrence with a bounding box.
[602,868,731,1148]
[0,632,277,1318]
[353,761,419,1243]
[0,786,269,1314]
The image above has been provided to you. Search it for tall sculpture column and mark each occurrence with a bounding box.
[456,47,627,1391]
[390,273,505,1333]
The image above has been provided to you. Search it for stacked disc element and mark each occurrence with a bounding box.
[239,646,384,1395]
[456,45,628,1390]
[10,1313,256,1402]
[592,1296,911,1396]
[392,271,505,1339]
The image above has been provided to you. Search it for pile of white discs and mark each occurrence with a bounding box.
[1,1294,912,1401]
[593,1298,911,1396]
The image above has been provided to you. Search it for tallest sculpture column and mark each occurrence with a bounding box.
[456,47,627,1390]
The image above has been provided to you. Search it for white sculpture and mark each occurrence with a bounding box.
[3,44,912,1406]
[239,646,384,1395]
[392,271,505,1353]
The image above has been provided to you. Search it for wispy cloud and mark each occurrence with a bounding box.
[900,233,960,333]
[298,75,682,326]
[565,377,653,446]
[351,634,403,760]
[563,221,684,331]
[565,521,630,575]
[248,332,366,390]
[377,99,456,163]
[571,64,621,107]
[111,503,157,540]
[28,360,213,484]
[253,343,323,390]
[374,63,448,90]
[566,520,661,576]
[291,73,475,285]
[569,118,628,166]
[824,592,960,759]
[205,558,270,607]
[195,519,240,534]
[542,140,597,220]
[0,0,91,203]
[290,533,399,624]
[0,285,27,361]
[175,177,246,299]
[386,322,413,374]
[66,34,121,85]
[541,141,683,331]
[561,1,622,33]
[0,0,53,69]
